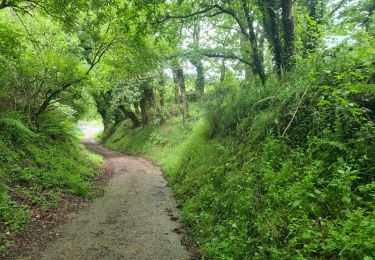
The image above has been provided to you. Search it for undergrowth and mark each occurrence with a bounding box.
[103,54,375,258]
[0,115,101,251]
[104,89,375,258]
[103,104,201,169]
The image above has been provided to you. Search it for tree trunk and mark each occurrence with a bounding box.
[191,59,205,101]
[158,71,166,108]
[156,72,166,124]
[265,2,284,75]
[191,21,205,101]
[94,91,112,131]
[256,24,265,66]
[172,70,180,104]
[139,83,155,126]
[281,0,295,68]
[220,59,226,82]
[304,0,324,54]
[240,33,253,81]
[172,65,188,122]
[241,0,266,84]
[119,105,141,128]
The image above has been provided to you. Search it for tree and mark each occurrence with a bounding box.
[303,0,325,54]
[157,0,299,83]
[189,21,205,101]
[172,61,189,122]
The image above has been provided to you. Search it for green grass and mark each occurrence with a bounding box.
[105,115,199,169]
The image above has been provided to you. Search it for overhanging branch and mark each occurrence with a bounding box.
[157,5,218,23]
[156,4,249,38]
[203,52,253,67]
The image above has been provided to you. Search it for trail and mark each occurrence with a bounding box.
[29,136,190,260]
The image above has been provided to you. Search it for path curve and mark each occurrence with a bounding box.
[36,138,190,260]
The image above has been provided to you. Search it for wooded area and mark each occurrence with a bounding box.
[0,0,374,258]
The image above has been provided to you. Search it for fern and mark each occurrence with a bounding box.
[313,138,347,151]
[0,118,35,142]
[38,112,78,141]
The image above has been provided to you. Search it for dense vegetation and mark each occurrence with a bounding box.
[0,118,101,249]
[1,0,374,258]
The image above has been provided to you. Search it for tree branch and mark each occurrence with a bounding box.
[157,5,218,23]
[203,52,253,67]
[34,35,116,120]
[240,0,266,84]
[214,5,249,38]
[156,4,249,38]
[329,0,348,17]
[0,0,7,9]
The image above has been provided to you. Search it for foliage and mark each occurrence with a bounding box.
[0,117,101,250]
[104,42,375,258]
[104,104,202,167]
[37,104,79,141]
[163,50,375,258]
[0,118,35,142]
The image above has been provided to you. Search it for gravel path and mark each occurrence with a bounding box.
[33,138,190,260]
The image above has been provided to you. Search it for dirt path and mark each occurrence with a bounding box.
[25,138,191,260]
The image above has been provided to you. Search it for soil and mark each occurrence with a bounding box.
[4,137,195,260]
